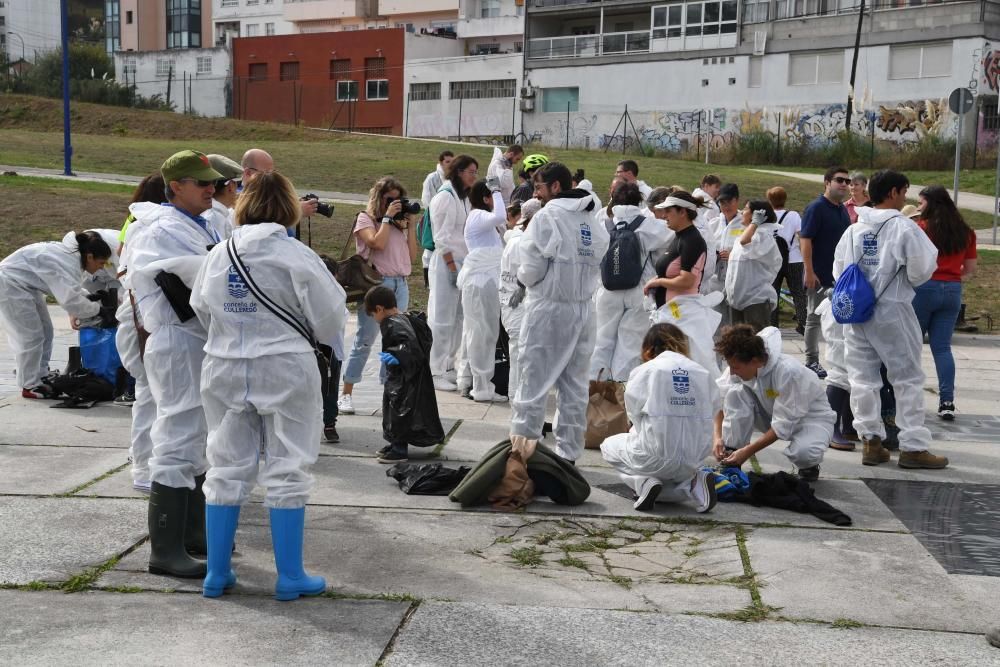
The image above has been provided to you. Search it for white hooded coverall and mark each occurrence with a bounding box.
[708,214,744,325]
[0,235,101,388]
[653,291,724,385]
[601,350,717,503]
[191,223,345,508]
[428,183,471,378]
[725,221,782,311]
[127,204,220,490]
[486,147,516,205]
[720,327,834,468]
[816,298,849,392]
[512,191,611,461]
[421,164,447,270]
[457,191,507,399]
[590,205,673,381]
[833,208,938,451]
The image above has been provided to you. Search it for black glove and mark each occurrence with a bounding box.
[86,290,108,302]
[98,304,118,329]
[508,283,526,310]
[154,271,196,323]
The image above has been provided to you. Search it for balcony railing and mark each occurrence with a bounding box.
[601,30,650,55]
[527,30,652,58]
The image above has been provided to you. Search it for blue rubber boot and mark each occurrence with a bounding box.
[269,507,326,601]
[202,504,240,598]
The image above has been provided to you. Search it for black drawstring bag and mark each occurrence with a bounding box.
[386,463,471,496]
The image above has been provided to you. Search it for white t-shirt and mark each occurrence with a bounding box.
[774,209,803,264]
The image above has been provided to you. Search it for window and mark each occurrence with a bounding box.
[653,1,735,38]
[473,43,501,55]
[221,0,236,5]
[247,0,259,5]
[265,22,275,35]
[122,58,137,75]
[280,61,299,81]
[156,59,175,76]
[245,23,258,36]
[126,10,133,24]
[330,58,351,80]
[248,62,267,81]
[480,0,500,18]
[889,43,952,79]
[166,0,201,49]
[514,41,523,53]
[105,0,121,53]
[410,82,441,101]
[984,102,1000,131]
[367,79,389,100]
[337,80,359,101]
[542,87,579,112]
[365,57,385,79]
[194,56,211,74]
[788,51,843,85]
[743,0,769,23]
[449,79,517,99]
[748,56,762,87]
[265,0,273,4]
[343,25,359,31]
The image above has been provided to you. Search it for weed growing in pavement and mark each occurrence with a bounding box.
[509,546,545,567]
[831,618,865,629]
[557,555,590,571]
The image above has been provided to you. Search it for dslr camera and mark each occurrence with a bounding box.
[387,197,422,220]
[301,193,334,218]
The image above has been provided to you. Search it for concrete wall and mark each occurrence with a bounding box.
[404,52,523,139]
[4,0,61,61]
[114,46,231,116]
[521,36,995,150]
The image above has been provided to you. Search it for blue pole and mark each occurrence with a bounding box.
[60,0,73,176]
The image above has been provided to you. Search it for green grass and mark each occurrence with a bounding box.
[764,164,999,198]
[509,546,545,567]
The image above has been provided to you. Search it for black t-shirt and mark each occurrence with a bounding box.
[653,225,708,307]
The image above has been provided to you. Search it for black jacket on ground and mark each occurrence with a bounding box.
[736,471,852,526]
[381,312,445,447]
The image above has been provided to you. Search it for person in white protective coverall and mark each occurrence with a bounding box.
[646,191,722,383]
[725,201,783,332]
[692,174,722,226]
[614,159,653,202]
[499,197,542,398]
[713,324,834,481]
[601,323,720,512]
[572,169,603,216]
[190,171,346,601]
[428,154,478,391]
[112,174,169,493]
[421,151,455,286]
[590,181,673,381]
[78,228,123,298]
[126,150,225,579]
[511,162,610,462]
[815,298,858,452]
[832,169,948,469]
[486,144,523,206]
[0,231,114,398]
[204,153,243,236]
[457,179,510,402]
[708,184,744,326]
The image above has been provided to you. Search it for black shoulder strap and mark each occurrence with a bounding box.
[777,211,789,225]
[226,237,317,347]
[628,214,646,231]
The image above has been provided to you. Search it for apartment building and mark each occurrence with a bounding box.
[105,0,214,52]
[521,0,1000,150]
[213,0,293,46]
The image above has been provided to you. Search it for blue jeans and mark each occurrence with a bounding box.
[911,280,962,402]
[342,276,409,386]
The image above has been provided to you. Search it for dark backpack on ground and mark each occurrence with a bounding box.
[601,215,646,291]
[48,369,115,408]
[492,325,510,397]
[773,211,791,277]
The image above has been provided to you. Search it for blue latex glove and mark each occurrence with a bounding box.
[379,352,400,366]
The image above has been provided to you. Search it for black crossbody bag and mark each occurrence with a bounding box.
[226,237,330,396]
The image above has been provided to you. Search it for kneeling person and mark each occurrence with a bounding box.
[600,324,719,513]
[713,325,834,481]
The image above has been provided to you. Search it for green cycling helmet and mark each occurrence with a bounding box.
[521,153,549,172]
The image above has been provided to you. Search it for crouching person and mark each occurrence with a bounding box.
[190,172,346,600]
[713,324,834,481]
[600,324,719,513]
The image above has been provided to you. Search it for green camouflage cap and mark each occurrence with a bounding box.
[207,154,243,181]
[161,150,223,183]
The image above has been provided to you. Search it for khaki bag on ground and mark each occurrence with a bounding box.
[584,370,629,449]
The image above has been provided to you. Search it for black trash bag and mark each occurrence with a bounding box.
[381,312,446,448]
[492,324,510,398]
[386,463,471,495]
[48,369,115,409]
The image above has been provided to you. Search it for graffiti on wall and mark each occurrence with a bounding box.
[983,49,1000,93]
[875,100,946,139]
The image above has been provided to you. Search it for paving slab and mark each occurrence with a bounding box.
[0,444,128,496]
[0,397,132,447]
[102,504,751,616]
[0,590,406,666]
[386,601,999,666]
[746,526,995,634]
[0,497,146,585]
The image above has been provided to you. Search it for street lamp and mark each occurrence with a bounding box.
[6,30,25,65]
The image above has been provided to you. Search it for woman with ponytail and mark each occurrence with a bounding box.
[0,231,113,398]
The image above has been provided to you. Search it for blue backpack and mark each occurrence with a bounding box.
[831,219,896,325]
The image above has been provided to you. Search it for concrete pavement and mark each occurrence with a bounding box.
[2,308,999,664]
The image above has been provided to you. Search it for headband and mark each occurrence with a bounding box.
[654,196,698,211]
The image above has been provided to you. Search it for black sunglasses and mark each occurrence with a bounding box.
[179,177,216,187]
[831,176,851,185]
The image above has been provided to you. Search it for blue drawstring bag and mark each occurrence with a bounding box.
[831,263,876,324]
[79,327,122,385]
[702,466,750,501]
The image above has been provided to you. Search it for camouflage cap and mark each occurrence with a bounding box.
[207,154,243,182]
[161,150,223,183]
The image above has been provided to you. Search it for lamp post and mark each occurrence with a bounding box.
[6,31,26,67]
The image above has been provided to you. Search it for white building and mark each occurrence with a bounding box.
[457,0,524,55]
[213,0,293,45]
[3,0,61,63]
[115,46,231,117]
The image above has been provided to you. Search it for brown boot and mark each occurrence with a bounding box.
[898,450,949,469]
[862,436,890,466]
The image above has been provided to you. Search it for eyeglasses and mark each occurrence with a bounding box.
[463,168,479,176]
[831,176,852,185]
[178,178,216,187]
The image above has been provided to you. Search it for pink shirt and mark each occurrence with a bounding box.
[354,211,412,277]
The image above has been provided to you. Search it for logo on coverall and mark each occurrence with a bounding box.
[861,232,879,266]
[670,368,696,406]
[579,222,594,257]
[225,265,257,312]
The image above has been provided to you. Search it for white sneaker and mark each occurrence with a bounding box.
[473,392,509,403]
[633,478,662,511]
[690,469,718,513]
[433,376,458,391]
[337,394,355,415]
[133,479,152,495]
[443,369,458,383]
